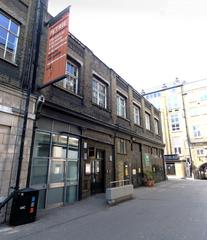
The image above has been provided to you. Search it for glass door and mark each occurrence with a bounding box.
[47,134,67,206]
[47,134,79,206]
[65,137,79,203]
[91,150,105,194]
[31,131,80,208]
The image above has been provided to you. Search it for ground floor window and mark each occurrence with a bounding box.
[30,131,80,208]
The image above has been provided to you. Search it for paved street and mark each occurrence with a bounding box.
[1,179,207,240]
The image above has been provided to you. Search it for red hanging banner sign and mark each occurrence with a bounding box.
[43,7,70,86]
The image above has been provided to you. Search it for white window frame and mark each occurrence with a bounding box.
[134,105,141,125]
[145,112,151,130]
[55,61,79,94]
[171,114,180,131]
[0,12,20,63]
[174,147,181,154]
[117,93,126,118]
[197,149,204,156]
[154,118,159,135]
[92,77,107,108]
[193,126,201,138]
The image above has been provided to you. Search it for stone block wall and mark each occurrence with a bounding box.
[0,85,36,223]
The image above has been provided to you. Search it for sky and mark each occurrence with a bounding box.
[48,0,207,92]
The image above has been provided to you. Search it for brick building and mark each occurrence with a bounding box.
[0,0,165,219]
[28,6,165,208]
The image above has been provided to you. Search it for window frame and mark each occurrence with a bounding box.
[0,11,20,63]
[145,112,151,130]
[117,93,126,118]
[92,77,107,109]
[55,60,79,94]
[174,147,181,154]
[171,114,180,131]
[117,138,127,154]
[133,104,141,125]
[154,118,159,135]
[193,126,201,138]
[197,149,204,156]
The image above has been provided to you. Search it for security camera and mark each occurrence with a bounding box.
[36,95,45,114]
[37,95,45,104]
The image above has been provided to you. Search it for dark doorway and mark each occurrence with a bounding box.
[91,150,105,194]
[166,163,176,175]
[198,163,207,179]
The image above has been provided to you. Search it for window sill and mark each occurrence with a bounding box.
[53,85,83,100]
[134,123,142,128]
[117,152,127,155]
[0,57,18,67]
[155,133,161,137]
[171,130,181,133]
[91,102,110,113]
[117,115,130,122]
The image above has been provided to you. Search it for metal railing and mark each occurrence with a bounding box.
[0,191,15,211]
[109,179,131,188]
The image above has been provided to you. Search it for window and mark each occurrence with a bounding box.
[167,90,180,110]
[154,118,159,135]
[0,12,20,62]
[31,132,80,205]
[193,126,201,138]
[200,92,207,101]
[174,147,181,154]
[92,77,107,108]
[145,112,151,130]
[117,138,127,154]
[197,149,204,156]
[134,105,141,125]
[172,137,182,155]
[117,93,126,118]
[56,61,79,94]
[171,114,180,131]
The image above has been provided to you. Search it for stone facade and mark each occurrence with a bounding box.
[0,0,41,222]
[145,79,207,179]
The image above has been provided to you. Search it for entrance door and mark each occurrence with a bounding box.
[47,134,79,207]
[166,163,175,175]
[91,150,105,194]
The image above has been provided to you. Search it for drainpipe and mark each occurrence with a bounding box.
[26,0,45,187]
[181,85,193,177]
[16,0,43,190]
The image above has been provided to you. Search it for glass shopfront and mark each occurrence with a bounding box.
[30,131,80,208]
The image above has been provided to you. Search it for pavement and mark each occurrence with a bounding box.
[1,178,207,240]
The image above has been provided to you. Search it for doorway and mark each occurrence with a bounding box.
[30,132,80,208]
[91,150,105,194]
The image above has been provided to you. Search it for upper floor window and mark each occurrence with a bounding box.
[0,12,20,63]
[171,114,180,131]
[92,77,107,108]
[145,112,151,130]
[117,138,127,154]
[134,105,141,125]
[197,149,204,156]
[154,118,159,135]
[55,61,79,94]
[200,92,207,101]
[117,93,126,118]
[174,147,181,154]
[193,126,201,138]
